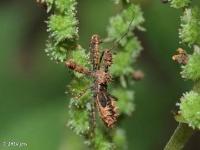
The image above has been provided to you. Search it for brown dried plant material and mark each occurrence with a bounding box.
[172,48,189,65]
[132,70,144,81]
[65,34,119,128]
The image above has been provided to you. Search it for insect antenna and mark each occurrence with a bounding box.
[109,15,135,51]
[74,87,91,100]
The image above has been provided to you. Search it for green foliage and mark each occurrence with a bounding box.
[70,46,90,78]
[111,88,134,115]
[45,41,68,62]
[68,104,90,135]
[179,91,200,129]
[107,4,144,46]
[179,7,200,46]
[47,14,78,43]
[55,0,77,14]
[94,129,114,150]
[170,0,191,8]
[113,128,128,150]
[43,0,144,149]
[45,0,79,62]
[67,79,92,135]
[111,38,142,76]
[70,47,89,66]
[107,4,144,77]
[166,1,200,148]
[103,3,144,149]
[181,50,200,81]
[169,0,200,131]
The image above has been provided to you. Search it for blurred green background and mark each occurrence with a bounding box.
[0,0,200,150]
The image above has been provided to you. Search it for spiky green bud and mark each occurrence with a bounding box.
[179,91,200,129]
[179,7,200,46]
[181,50,200,81]
[47,14,78,43]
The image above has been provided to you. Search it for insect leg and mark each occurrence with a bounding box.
[90,34,101,70]
[100,49,113,72]
[65,59,92,76]
[73,86,91,100]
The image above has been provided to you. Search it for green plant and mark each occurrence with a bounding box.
[37,0,144,149]
[164,0,200,149]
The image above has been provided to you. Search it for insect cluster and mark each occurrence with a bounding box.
[65,34,119,128]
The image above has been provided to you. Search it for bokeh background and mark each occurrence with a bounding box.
[0,0,200,150]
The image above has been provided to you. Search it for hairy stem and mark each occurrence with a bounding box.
[89,100,96,148]
[164,123,194,150]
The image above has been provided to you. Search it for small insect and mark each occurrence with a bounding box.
[65,35,119,128]
[172,48,188,65]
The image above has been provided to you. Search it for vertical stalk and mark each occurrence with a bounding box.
[85,94,96,149]
[164,123,194,150]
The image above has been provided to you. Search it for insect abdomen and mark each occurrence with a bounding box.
[96,92,118,128]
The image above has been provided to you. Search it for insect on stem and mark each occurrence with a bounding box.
[65,59,92,76]
[65,34,119,128]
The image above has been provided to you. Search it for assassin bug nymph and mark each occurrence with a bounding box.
[65,35,119,128]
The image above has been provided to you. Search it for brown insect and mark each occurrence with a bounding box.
[65,34,119,128]
[172,48,188,65]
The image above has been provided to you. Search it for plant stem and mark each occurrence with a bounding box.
[164,123,194,150]
[87,100,96,149]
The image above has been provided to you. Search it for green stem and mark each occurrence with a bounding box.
[164,123,194,150]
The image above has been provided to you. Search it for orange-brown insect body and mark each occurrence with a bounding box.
[95,85,118,128]
[65,34,119,128]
